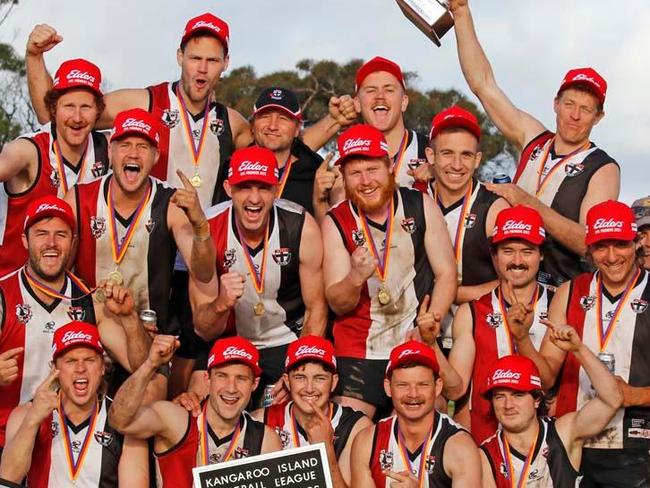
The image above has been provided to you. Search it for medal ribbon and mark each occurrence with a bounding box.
[52,138,89,195]
[198,403,242,465]
[500,427,538,488]
[596,268,641,352]
[358,197,395,283]
[107,178,152,266]
[176,84,210,176]
[289,401,334,448]
[58,397,99,481]
[235,215,270,295]
[277,153,294,198]
[497,285,540,354]
[23,268,94,300]
[433,180,475,264]
[534,137,591,196]
[391,130,409,176]
[396,420,435,488]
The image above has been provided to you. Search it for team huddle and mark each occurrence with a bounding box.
[0,0,648,487]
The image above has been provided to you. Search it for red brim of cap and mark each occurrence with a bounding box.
[491,233,545,246]
[386,356,439,377]
[585,229,637,246]
[110,129,158,147]
[25,210,75,233]
[227,174,278,186]
[429,117,481,141]
[53,342,104,361]
[208,359,262,377]
[54,82,103,97]
[558,81,605,106]
[480,381,539,398]
[181,29,228,52]
[252,104,302,121]
[335,149,389,166]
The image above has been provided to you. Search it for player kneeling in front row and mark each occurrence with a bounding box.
[351,340,481,487]
[0,321,148,487]
[251,335,372,488]
[108,335,281,488]
[479,322,622,487]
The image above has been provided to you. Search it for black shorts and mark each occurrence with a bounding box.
[336,357,390,410]
[170,270,212,362]
[580,447,650,488]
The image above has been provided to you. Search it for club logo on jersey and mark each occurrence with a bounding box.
[401,217,416,234]
[604,310,615,323]
[630,298,648,314]
[161,109,179,128]
[51,421,59,438]
[538,310,549,321]
[90,216,106,239]
[224,248,237,270]
[352,229,366,247]
[425,455,437,474]
[234,447,250,459]
[67,306,85,321]
[210,118,225,136]
[580,295,596,311]
[272,248,292,266]
[49,167,61,189]
[94,430,114,447]
[499,462,509,479]
[529,145,544,162]
[276,428,291,448]
[541,446,549,458]
[71,440,82,453]
[379,449,394,472]
[15,304,32,324]
[464,213,477,229]
[487,312,503,328]
[91,161,106,178]
[407,158,426,171]
[145,218,155,233]
[565,163,585,177]
[43,321,56,333]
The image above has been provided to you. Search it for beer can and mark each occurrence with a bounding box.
[598,352,615,374]
[263,384,275,407]
[139,309,157,328]
[492,173,512,184]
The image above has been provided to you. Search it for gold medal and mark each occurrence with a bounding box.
[94,287,107,303]
[190,173,202,188]
[254,302,265,316]
[107,270,123,286]
[378,287,392,306]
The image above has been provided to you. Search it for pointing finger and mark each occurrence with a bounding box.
[176,169,194,191]
[0,347,24,360]
[418,294,431,315]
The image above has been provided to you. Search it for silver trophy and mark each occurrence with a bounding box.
[395,0,454,46]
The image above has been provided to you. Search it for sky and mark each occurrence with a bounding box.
[2,0,649,204]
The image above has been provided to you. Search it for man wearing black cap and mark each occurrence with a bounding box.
[251,87,324,215]
[350,340,481,487]
[449,0,620,289]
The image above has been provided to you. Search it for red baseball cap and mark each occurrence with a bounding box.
[111,108,160,147]
[182,13,230,53]
[24,196,75,233]
[52,321,103,360]
[386,340,439,377]
[481,355,542,397]
[53,58,102,96]
[558,67,607,106]
[585,200,637,246]
[355,56,405,92]
[335,124,389,166]
[491,205,546,246]
[207,336,262,377]
[227,146,279,186]
[285,335,337,372]
[429,105,481,141]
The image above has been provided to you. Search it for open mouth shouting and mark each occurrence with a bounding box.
[122,162,142,185]
[72,377,90,396]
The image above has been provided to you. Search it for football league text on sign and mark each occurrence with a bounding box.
[192,443,334,488]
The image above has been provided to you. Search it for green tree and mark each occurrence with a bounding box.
[217,58,516,179]
[0,0,37,150]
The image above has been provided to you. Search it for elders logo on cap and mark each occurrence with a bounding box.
[585,200,637,245]
[492,205,545,245]
[52,58,103,96]
[343,138,372,153]
[222,346,253,361]
[66,69,96,85]
[62,330,93,344]
[122,117,152,133]
[295,345,326,358]
[192,19,221,33]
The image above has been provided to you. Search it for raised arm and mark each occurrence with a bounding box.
[449,0,545,150]
[423,195,457,320]
[445,303,477,400]
[0,368,60,482]
[169,170,216,284]
[302,95,357,152]
[95,283,151,372]
[108,335,181,443]
[25,24,61,124]
[551,324,622,457]
[322,215,373,315]
[190,270,241,341]
[298,213,327,336]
